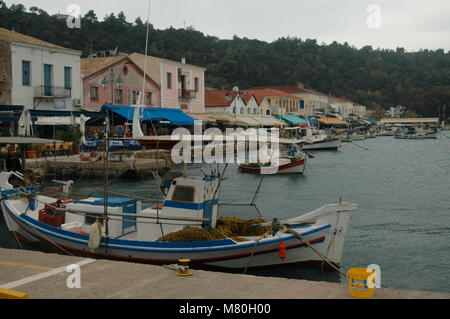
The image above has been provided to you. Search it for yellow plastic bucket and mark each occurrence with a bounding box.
[347,268,376,299]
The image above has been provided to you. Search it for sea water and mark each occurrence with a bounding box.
[1,136,449,293]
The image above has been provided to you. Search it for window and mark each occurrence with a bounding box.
[232,107,236,114]
[240,107,244,114]
[90,86,98,102]
[247,108,250,114]
[115,89,123,104]
[43,64,53,96]
[194,77,199,92]
[172,186,195,203]
[266,109,270,115]
[127,89,132,105]
[167,72,172,89]
[22,61,30,86]
[146,92,152,106]
[64,66,72,89]
[132,91,138,104]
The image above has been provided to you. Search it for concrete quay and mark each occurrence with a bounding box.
[0,248,449,299]
[23,150,173,177]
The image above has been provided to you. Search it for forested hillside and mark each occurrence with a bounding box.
[1,2,449,117]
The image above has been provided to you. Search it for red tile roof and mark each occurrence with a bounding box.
[0,27,74,51]
[246,88,300,100]
[205,91,234,107]
[250,85,326,96]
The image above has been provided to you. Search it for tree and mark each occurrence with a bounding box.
[405,110,418,118]
[84,10,97,23]
[372,106,387,121]
[0,5,448,117]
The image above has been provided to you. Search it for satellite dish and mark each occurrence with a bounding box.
[232,86,239,92]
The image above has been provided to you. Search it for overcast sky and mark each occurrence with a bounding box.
[5,0,450,51]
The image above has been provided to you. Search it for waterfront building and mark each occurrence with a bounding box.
[81,55,161,109]
[82,53,206,113]
[389,105,406,118]
[246,88,301,116]
[0,27,83,112]
[250,85,327,116]
[331,96,355,118]
[353,103,367,118]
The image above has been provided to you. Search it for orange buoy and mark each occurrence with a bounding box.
[278,242,286,261]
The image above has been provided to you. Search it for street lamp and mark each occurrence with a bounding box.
[101,69,124,136]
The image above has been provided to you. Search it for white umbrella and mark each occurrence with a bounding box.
[132,105,144,138]
[17,111,26,136]
[80,114,87,144]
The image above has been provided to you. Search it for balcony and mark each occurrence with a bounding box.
[178,89,196,100]
[34,85,71,99]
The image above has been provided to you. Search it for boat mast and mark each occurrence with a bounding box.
[134,0,157,138]
[103,136,109,255]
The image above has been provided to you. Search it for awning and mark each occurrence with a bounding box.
[186,112,217,124]
[250,115,285,127]
[234,115,261,127]
[29,109,106,118]
[34,116,88,126]
[0,105,24,111]
[273,114,308,126]
[0,105,24,122]
[364,119,378,125]
[0,116,20,122]
[102,105,195,125]
[318,118,348,125]
[0,137,63,144]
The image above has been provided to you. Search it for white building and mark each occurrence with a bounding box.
[389,105,406,118]
[0,27,83,112]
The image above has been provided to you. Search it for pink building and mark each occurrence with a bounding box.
[81,53,206,113]
[81,55,160,109]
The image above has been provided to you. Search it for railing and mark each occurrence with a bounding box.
[178,89,196,100]
[34,85,71,99]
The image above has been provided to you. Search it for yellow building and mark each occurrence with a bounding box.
[247,88,301,115]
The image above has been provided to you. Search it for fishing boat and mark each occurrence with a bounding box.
[394,126,438,139]
[0,158,357,270]
[281,123,340,151]
[349,133,367,141]
[340,135,352,143]
[238,143,307,174]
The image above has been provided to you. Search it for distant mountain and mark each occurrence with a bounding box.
[1,2,449,117]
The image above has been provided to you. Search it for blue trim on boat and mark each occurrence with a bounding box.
[163,198,219,210]
[4,201,330,254]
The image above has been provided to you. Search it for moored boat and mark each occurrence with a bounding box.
[0,165,357,269]
[238,143,307,174]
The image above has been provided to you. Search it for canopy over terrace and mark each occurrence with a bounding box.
[379,118,439,126]
[273,114,308,126]
[101,105,195,126]
[186,112,284,128]
[28,109,107,125]
[318,118,348,126]
[0,136,64,171]
[0,105,24,122]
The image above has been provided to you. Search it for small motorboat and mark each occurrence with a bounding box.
[238,143,307,174]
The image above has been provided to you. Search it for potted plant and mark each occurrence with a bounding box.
[56,125,82,154]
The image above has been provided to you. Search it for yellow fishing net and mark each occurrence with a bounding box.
[158,217,271,242]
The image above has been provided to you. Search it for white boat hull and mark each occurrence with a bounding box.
[301,138,341,151]
[1,196,356,269]
[238,158,306,174]
[394,132,438,139]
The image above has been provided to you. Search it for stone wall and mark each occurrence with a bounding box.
[0,39,12,105]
